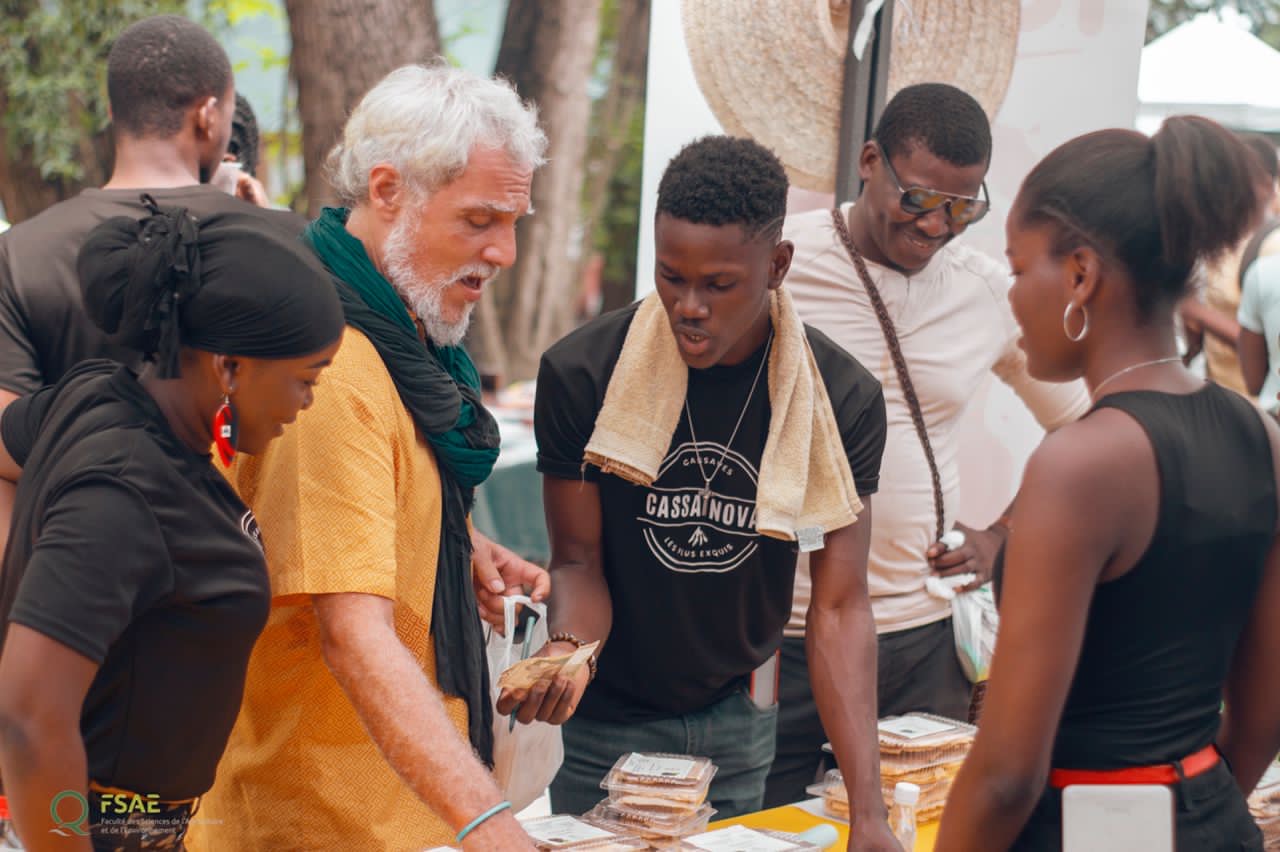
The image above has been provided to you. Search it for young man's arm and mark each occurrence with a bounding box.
[1238,263,1272,398]
[314,592,535,851]
[1238,329,1270,396]
[495,475,609,724]
[807,503,901,852]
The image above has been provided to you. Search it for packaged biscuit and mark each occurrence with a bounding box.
[804,769,848,821]
[876,713,975,775]
[602,753,717,809]
[583,800,715,839]
[807,767,951,825]
[498,641,600,691]
[520,814,646,850]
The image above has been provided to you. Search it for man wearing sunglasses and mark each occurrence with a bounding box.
[763,83,1090,807]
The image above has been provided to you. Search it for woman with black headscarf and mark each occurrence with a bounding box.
[0,198,344,851]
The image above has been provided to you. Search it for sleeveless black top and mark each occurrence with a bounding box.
[993,385,1276,769]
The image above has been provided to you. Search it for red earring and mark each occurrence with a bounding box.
[212,393,238,466]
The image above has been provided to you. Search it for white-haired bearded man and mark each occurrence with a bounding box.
[189,64,550,852]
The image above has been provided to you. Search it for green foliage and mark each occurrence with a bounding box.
[441,15,483,68]
[0,0,184,181]
[593,101,645,289]
[203,0,279,26]
[1147,0,1280,49]
[584,0,648,306]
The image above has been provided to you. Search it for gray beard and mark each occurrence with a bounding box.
[382,218,484,348]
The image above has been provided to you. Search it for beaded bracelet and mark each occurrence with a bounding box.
[547,631,598,683]
[455,800,511,844]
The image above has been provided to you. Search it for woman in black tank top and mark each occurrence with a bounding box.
[937,118,1280,852]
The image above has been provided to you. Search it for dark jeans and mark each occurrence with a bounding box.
[551,687,778,819]
[1012,760,1262,851]
[763,618,971,808]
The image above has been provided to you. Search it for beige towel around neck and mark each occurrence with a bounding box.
[583,289,862,547]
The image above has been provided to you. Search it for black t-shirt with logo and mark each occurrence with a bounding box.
[0,361,270,800]
[536,302,886,722]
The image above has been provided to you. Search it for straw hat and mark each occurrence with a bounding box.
[681,0,1021,192]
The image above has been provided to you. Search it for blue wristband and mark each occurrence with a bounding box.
[455,800,512,844]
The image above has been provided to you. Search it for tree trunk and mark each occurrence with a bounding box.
[284,0,442,217]
[488,0,603,381]
[579,0,650,315]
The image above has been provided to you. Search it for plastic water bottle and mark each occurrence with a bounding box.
[891,781,920,851]
[0,796,23,850]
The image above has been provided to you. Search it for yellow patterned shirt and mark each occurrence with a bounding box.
[187,328,468,852]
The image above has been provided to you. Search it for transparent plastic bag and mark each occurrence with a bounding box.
[952,584,998,683]
[488,594,564,811]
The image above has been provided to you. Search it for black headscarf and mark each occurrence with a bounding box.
[78,195,344,372]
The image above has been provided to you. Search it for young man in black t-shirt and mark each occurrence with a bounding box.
[501,137,895,844]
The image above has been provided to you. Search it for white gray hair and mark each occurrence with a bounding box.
[326,63,547,206]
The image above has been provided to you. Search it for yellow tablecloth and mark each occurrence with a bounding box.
[712,802,937,850]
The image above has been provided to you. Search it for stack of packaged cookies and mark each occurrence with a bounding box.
[876,713,974,823]
[1248,765,1280,848]
[808,712,974,825]
[582,752,718,847]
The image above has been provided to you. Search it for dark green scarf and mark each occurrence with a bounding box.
[302,207,499,763]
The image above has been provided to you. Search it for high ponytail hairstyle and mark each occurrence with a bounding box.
[1014,116,1268,319]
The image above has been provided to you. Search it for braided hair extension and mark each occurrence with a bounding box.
[831,208,945,543]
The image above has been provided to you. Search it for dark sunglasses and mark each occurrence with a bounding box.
[877,144,991,226]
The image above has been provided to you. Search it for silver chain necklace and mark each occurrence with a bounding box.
[684,331,774,500]
[1091,356,1182,400]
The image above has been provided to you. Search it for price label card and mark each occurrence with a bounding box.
[685,825,798,851]
[522,816,614,847]
[878,715,955,740]
[619,753,696,780]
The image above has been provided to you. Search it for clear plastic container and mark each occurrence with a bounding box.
[602,753,717,810]
[520,814,647,850]
[681,825,822,851]
[876,713,975,776]
[881,781,948,823]
[583,800,715,839]
[804,768,849,821]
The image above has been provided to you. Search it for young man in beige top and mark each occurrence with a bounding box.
[764,83,1089,807]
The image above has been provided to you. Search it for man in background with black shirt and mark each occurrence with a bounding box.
[504,137,897,849]
[0,14,297,410]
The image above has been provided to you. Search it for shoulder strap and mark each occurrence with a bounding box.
[831,208,945,542]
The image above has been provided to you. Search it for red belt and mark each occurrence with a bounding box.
[1049,744,1220,788]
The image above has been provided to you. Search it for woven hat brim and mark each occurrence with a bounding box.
[682,0,1021,192]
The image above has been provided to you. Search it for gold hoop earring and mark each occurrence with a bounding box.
[1063,302,1089,343]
